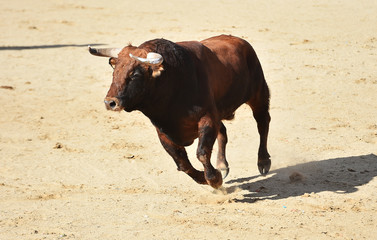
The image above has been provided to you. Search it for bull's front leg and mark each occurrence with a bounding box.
[156,128,207,185]
[216,122,230,179]
[197,114,223,189]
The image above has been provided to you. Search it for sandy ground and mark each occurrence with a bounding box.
[1,0,377,239]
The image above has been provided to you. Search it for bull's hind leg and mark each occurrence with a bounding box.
[253,107,271,174]
[157,129,206,185]
[216,122,230,179]
[247,85,271,175]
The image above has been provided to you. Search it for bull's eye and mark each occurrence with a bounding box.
[130,69,143,80]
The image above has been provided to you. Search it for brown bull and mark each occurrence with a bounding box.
[89,35,271,189]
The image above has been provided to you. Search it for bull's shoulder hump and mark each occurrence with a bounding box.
[176,40,207,52]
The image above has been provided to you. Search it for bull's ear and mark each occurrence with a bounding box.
[109,57,117,69]
[151,65,164,78]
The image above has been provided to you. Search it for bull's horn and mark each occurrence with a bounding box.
[129,52,163,65]
[88,46,122,58]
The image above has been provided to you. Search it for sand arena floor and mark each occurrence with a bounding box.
[1,0,376,239]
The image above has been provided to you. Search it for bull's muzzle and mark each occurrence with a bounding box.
[104,97,123,111]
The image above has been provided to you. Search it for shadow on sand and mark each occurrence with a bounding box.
[0,43,104,51]
[225,154,377,203]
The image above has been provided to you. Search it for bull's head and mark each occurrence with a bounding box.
[89,46,164,112]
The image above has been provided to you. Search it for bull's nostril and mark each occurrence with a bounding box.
[109,100,116,109]
[104,98,120,110]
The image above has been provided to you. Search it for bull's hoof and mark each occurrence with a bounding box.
[205,169,223,189]
[258,158,271,175]
[219,167,230,179]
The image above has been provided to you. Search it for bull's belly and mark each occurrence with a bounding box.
[217,97,248,121]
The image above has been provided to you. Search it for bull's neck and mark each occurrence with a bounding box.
[137,90,174,123]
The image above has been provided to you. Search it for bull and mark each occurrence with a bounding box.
[89,35,271,189]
